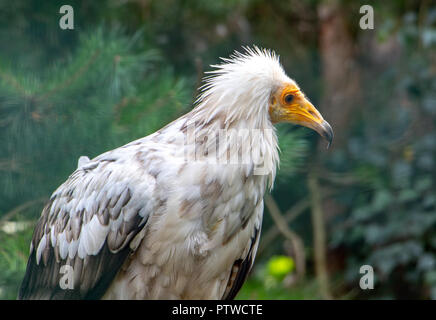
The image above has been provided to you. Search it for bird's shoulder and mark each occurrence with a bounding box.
[19,141,163,299]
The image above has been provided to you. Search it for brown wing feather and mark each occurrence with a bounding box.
[19,156,154,300]
[222,226,260,300]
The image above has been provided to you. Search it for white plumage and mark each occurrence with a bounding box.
[19,47,332,299]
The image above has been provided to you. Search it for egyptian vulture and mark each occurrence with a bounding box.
[18,47,333,300]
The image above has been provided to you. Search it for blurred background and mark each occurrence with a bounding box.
[0,0,435,300]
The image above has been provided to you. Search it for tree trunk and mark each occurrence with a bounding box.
[318,0,361,148]
[308,0,363,299]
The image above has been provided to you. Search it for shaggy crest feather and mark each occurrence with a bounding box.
[194,46,294,128]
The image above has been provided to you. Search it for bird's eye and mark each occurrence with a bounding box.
[284,94,294,104]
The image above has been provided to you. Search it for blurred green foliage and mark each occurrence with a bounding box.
[0,228,32,299]
[328,6,436,299]
[0,27,190,211]
[267,255,295,280]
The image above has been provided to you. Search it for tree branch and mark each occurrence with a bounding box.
[259,197,309,255]
[0,197,47,226]
[308,171,332,299]
[264,194,306,281]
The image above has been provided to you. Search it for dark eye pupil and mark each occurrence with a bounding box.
[285,94,294,103]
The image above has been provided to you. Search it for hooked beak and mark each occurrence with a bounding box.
[318,120,334,149]
[269,93,334,148]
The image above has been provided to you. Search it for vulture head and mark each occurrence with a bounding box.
[195,46,333,147]
[267,75,333,147]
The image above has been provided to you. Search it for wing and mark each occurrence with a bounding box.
[222,225,261,300]
[18,150,157,300]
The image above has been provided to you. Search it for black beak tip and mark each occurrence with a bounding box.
[321,120,334,149]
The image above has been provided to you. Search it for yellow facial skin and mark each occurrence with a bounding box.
[269,84,333,147]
